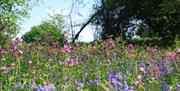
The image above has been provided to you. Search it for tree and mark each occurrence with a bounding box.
[46,11,65,30]
[72,8,103,43]
[0,0,39,39]
[73,0,180,46]
[23,22,64,45]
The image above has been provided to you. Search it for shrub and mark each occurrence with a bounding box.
[126,37,163,47]
[23,22,64,45]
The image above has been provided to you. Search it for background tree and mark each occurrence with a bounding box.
[46,12,65,30]
[23,22,64,45]
[73,0,180,46]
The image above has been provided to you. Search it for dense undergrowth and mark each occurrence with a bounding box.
[0,38,180,91]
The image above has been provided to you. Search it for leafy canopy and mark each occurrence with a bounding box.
[23,22,64,45]
[0,0,39,37]
[74,0,180,46]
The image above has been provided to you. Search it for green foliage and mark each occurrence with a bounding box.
[91,0,180,46]
[46,13,65,30]
[0,0,39,38]
[125,37,178,48]
[23,22,64,45]
[126,38,163,47]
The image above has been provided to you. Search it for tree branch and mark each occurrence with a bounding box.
[72,9,103,43]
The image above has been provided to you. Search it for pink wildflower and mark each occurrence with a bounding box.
[64,58,70,64]
[106,59,112,65]
[19,50,23,54]
[128,44,134,50]
[75,61,79,65]
[139,66,146,72]
[166,52,177,60]
[63,44,71,53]
[0,47,5,55]
[28,60,32,65]
[2,66,10,73]
[93,45,96,50]
[149,60,154,66]
[146,47,151,52]
[70,58,79,66]
[152,65,161,76]
[135,75,142,86]
[107,39,116,48]
[92,40,97,50]
[12,43,18,52]
[176,49,180,54]
[70,58,75,66]
[11,63,16,67]
[59,61,64,65]
[171,53,177,60]
[152,65,158,71]
[152,48,158,54]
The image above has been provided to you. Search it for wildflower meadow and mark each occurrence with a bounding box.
[0,37,180,91]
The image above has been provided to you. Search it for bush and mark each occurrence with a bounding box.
[126,37,165,47]
[23,22,64,45]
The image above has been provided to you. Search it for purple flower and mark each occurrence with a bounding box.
[29,82,36,88]
[35,85,44,90]
[82,72,87,78]
[70,54,79,66]
[12,43,18,52]
[160,67,169,75]
[43,83,56,91]
[142,71,148,77]
[96,61,102,66]
[95,76,101,83]
[16,82,21,88]
[175,84,180,90]
[54,72,60,77]
[74,80,84,90]
[89,80,94,84]
[15,35,22,41]
[107,73,120,88]
[84,52,91,59]
[161,78,169,91]
[63,76,68,85]
[71,54,78,61]
[128,86,134,91]
[122,82,128,91]
[35,83,55,91]
[122,81,134,91]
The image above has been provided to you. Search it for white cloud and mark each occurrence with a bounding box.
[46,8,62,15]
[79,25,94,42]
[46,8,70,16]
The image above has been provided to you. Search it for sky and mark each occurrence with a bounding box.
[20,0,97,42]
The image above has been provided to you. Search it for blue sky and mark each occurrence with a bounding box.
[20,0,96,42]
